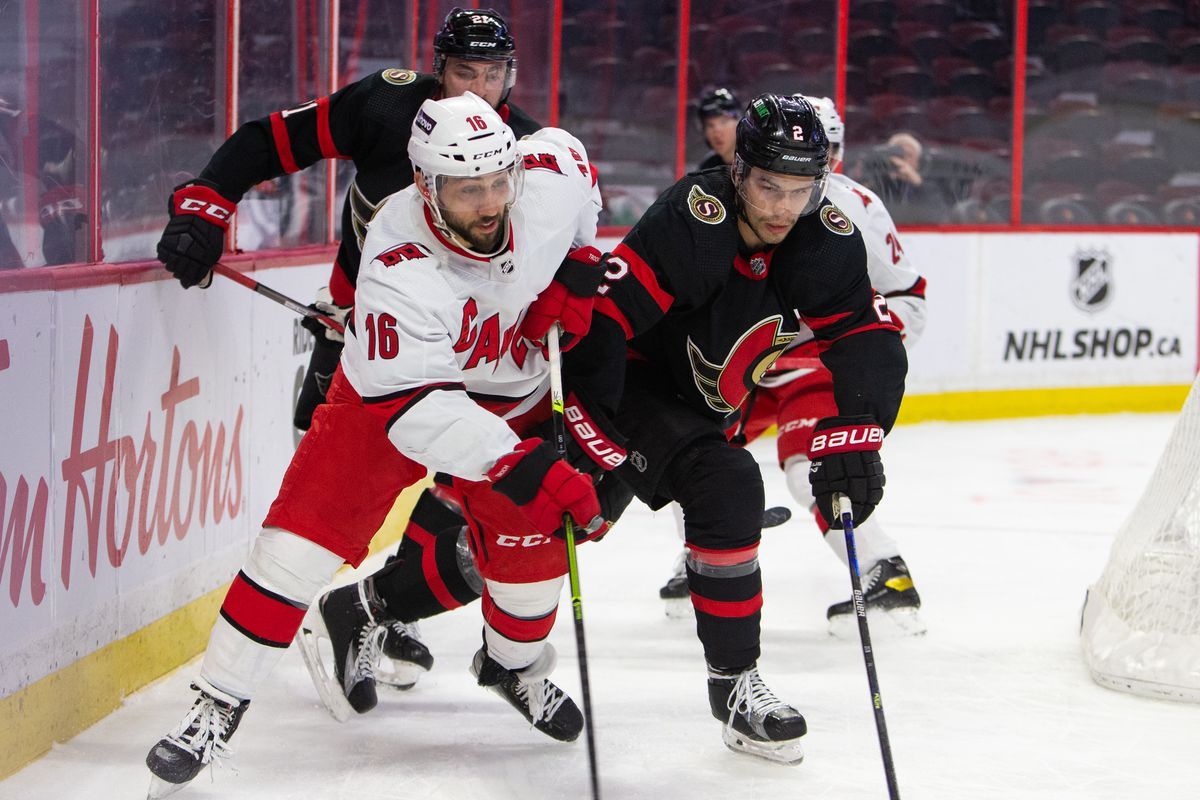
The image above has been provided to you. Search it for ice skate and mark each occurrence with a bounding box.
[378,619,435,690]
[658,550,692,619]
[297,581,387,721]
[471,643,583,742]
[145,678,249,798]
[827,556,926,638]
[707,665,806,765]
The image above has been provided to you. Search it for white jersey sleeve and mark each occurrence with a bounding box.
[826,172,928,348]
[521,127,602,249]
[346,199,521,481]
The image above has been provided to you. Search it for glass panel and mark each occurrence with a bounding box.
[237,0,331,251]
[845,0,1014,224]
[1024,2,1200,226]
[1,0,90,268]
[687,0,838,174]
[100,0,227,263]
[562,0,678,226]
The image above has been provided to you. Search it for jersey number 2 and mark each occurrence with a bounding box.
[362,313,399,359]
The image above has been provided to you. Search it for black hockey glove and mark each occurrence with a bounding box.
[157,178,236,289]
[300,286,351,345]
[806,415,885,529]
[534,391,628,479]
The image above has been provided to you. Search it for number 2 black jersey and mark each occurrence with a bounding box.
[590,168,908,431]
[194,68,541,302]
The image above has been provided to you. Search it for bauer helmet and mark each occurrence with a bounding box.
[696,86,740,124]
[434,7,517,103]
[733,93,829,217]
[408,93,523,229]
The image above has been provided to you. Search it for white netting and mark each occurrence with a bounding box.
[1080,372,1200,702]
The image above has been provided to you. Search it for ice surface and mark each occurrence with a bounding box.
[3,414,1197,799]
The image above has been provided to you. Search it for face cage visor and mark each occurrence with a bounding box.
[424,160,525,231]
[733,155,829,219]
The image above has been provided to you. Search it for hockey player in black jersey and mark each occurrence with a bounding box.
[559,93,909,764]
[693,86,741,172]
[154,7,541,431]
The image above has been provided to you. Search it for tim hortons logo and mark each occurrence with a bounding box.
[522,152,563,174]
[687,316,797,414]
[374,242,432,268]
[1071,249,1112,313]
[0,318,244,609]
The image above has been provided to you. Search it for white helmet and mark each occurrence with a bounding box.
[407,92,523,240]
[797,95,844,145]
[408,91,519,178]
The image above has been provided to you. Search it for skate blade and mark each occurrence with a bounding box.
[376,658,426,691]
[296,606,355,723]
[663,596,692,620]
[828,606,927,640]
[722,730,805,765]
[147,775,187,799]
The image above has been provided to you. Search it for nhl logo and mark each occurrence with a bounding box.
[750,255,767,276]
[498,257,515,275]
[1070,249,1112,313]
[629,450,648,472]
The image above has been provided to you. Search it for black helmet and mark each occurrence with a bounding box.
[696,86,740,124]
[433,8,517,104]
[734,93,830,178]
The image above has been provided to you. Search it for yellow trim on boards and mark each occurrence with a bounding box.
[895,385,1190,424]
[0,478,427,781]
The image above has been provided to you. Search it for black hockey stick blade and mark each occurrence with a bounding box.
[762,505,792,528]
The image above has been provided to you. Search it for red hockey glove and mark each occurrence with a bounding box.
[487,438,603,538]
[157,179,236,289]
[807,415,885,529]
[520,246,606,351]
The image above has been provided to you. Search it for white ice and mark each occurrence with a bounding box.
[3,413,1198,799]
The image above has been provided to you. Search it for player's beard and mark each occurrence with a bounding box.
[442,206,508,254]
[744,205,798,247]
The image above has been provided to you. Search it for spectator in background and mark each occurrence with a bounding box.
[694,86,740,171]
[849,130,947,224]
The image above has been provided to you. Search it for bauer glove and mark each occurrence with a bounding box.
[807,415,885,528]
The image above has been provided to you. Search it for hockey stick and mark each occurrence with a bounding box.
[836,493,901,800]
[212,262,344,334]
[547,324,602,800]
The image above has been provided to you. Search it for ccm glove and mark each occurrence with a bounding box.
[487,438,602,538]
[300,286,351,345]
[520,246,606,351]
[157,179,236,289]
[807,415,885,529]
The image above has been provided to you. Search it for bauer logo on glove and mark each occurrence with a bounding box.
[807,415,886,528]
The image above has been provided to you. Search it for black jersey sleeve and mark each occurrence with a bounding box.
[787,209,908,432]
[198,70,432,202]
[594,175,736,339]
[503,102,543,138]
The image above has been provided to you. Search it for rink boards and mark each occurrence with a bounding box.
[0,230,1197,778]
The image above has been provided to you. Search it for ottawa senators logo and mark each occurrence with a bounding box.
[374,242,432,267]
[820,204,855,235]
[687,317,797,414]
[522,152,563,174]
[381,68,417,86]
[687,185,726,225]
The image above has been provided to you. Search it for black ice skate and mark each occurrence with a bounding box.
[378,619,435,690]
[658,550,692,619]
[827,556,926,638]
[297,581,387,721]
[708,665,806,765]
[145,679,249,798]
[471,643,583,742]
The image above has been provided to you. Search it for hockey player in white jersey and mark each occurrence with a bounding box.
[659,94,929,636]
[143,93,611,797]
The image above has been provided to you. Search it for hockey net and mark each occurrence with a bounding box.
[1080,372,1200,702]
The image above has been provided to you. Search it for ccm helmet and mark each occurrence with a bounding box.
[433,7,517,103]
[408,92,523,227]
[696,86,740,124]
[734,93,830,216]
[795,94,844,167]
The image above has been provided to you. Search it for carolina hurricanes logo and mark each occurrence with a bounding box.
[687,316,797,414]
[374,242,432,267]
[523,152,563,174]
